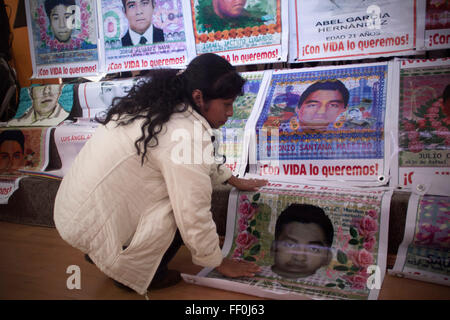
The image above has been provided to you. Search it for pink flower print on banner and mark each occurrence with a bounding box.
[232,246,244,259]
[347,249,374,269]
[238,201,251,216]
[367,209,378,219]
[235,231,258,250]
[363,236,376,251]
[342,271,368,290]
[233,192,262,261]
[238,217,248,232]
[358,216,379,238]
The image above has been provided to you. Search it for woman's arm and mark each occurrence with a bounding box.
[227,175,268,191]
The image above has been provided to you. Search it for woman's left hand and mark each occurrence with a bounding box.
[227,175,268,191]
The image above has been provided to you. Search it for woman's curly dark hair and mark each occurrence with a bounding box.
[96,53,245,164]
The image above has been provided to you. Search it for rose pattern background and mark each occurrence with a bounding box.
[232,193,262,262]
[325,209,380,290]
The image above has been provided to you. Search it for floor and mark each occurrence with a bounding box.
[1,221,449,300]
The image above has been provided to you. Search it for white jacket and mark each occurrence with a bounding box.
[54,105,232,295]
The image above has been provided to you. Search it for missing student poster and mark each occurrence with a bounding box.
[25,0,101,78]
[248,62,393,185]
[391,58,450,194]
[289,0,418,62]
[0,127,51,178]
[102,0,193,73]
[189,0,288,65]
[7,84,74,127]
[183,181,391,300]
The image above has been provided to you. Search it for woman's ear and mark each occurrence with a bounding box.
[192,89,204,109]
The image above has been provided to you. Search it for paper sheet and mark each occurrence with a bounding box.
[183,181,392,300]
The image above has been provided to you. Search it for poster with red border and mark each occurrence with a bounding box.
[289,0,419,63]
[188,0,288,65]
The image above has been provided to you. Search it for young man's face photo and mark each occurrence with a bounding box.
[31,85,61,117]
[49,4,75,43]
[271,221,331,278]
[296,89,346,130]
[124,0,154,35]
[0,140,24,174]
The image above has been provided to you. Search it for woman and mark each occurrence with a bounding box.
[54,53,265,296]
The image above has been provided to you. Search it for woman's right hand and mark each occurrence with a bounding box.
[215,258,261,278]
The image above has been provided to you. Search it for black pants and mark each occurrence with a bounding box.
[152,229,183,280]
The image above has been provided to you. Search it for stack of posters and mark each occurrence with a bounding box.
[389,58,449,286]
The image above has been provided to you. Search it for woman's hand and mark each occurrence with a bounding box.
[227,175,268,191]
[216,258,261,278]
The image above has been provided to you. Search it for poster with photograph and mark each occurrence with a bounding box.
[183,181,391,300]
[0,127,51,177]
[25,0,101,78]
[102,0,193,73]
[390,193,450,286]
[189,0,288,65]
[248,62,393,185]
[7,84,74,127]
[76,78,140,119]
[391,58,450,194]
[216,70,270,176]
[289,0,418,62]
[422,0,450,50]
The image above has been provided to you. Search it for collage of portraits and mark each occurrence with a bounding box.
[0,0,449,300]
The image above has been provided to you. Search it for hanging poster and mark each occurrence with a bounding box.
[102,0,193,73]
[390,193,450,286]
[25,0,101,78]
[248,62,393,185]
[189,0,288,65]
[391,58,450,194]
[423,0,450,50]
[289,0,418,62]
[7,84,74,127]
[215,70,270,177]
[76,78,140,119]
[183,181,391,300]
